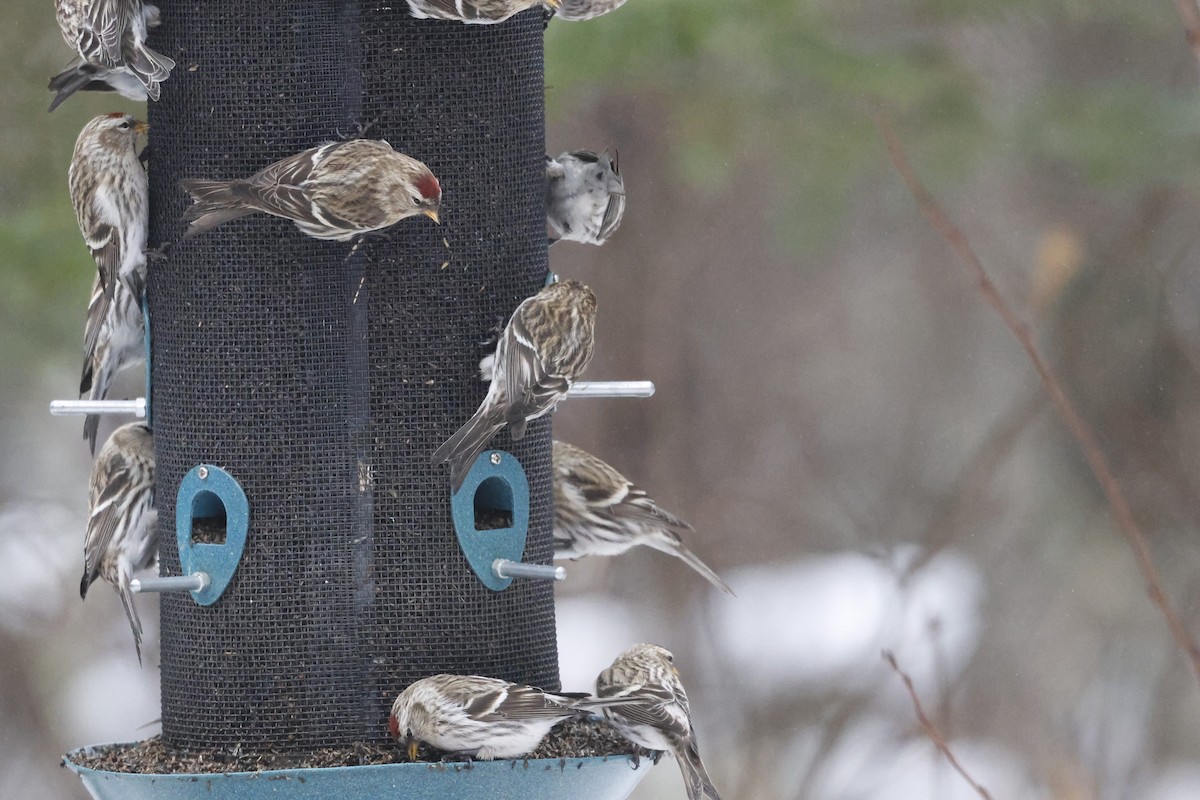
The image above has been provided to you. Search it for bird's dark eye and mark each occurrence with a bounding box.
[119,121,130,129]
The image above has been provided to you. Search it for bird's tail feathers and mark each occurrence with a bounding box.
[127,44,175,97]
[651,534,735,596]
[432,408,505,492]
[115,580,144,667]
[678,739,722,800]
[181,180,258,238]
[47,64,103,112]
[83,414,101,456]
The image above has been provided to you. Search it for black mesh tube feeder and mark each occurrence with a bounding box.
[62,2,650,798]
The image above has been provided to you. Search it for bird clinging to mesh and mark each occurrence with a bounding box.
[546,150,625,246]
[69,113,150,301]
[49,0,175,112]
[432,280,598,491]
[180,139,441,241]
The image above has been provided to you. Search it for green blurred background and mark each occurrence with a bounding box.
[7,1,1200,798]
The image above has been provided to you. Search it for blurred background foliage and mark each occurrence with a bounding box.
[7,0,1200,798]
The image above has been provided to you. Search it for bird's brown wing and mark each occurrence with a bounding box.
[599,682,692,741]
[486,685,576,721]
[82,0,124,65]
[82,449,144,588]
[241,144,332,224]
[503,309,569,427]
[87,225,122,297]
[80,275,107,393]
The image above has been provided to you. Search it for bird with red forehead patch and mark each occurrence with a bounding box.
[181,139,440,241]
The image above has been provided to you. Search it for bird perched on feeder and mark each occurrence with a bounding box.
[551,441,734,595]
[49,0,175,112]
[406,0,557,25]
[432,280,597,491]
[180,139,441,241]
[70,113,150,301]
[546,150,625,246]
[389,674,620,761]
[81,422,157,665]
[596,644,723,800]
[81,273,145,455]
[547,0,628,22]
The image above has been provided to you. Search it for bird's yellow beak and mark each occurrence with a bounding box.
[546,0,561,7]
[407,739,420,762]
[133,120,150,135]
[423,209,441,224]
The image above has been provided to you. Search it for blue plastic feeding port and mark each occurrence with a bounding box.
[63,747,651,800]
[176,464,249,606]
[450,450,529,591]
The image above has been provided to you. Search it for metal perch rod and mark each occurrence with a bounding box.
[568,381,655,398]
[49,399,147,417]
[131,573,211,594]
[492,559,565,582]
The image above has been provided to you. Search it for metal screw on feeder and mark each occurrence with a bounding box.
[492,558,565,582]
[49,398,147,417]
[131,572,211,594]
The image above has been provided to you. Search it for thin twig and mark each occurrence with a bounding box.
[1173,0,1200,76]
[883,650,995,800]
[876,114,1200,686]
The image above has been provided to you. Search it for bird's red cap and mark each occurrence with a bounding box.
[416,172,441,202]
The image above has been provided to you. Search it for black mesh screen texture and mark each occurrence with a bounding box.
[146,1,556,750]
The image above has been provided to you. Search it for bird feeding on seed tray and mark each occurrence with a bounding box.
[389,674,629,761]
[80,273,145,455]
[551,441,734,595]
[70,113,150,303]
[180,139,441,241]
[546,150,625,246]
[406,0,558,25]
[49,0,175,112]
[597,644,724,800]
[81,422,158,666]
[432,280,597,492]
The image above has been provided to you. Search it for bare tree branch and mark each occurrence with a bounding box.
[883,650,995,800]
[876,114,1200,687]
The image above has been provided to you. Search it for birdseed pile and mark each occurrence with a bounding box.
[145,1,557,751]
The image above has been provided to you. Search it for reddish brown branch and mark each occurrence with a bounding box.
[876,115,1200,686]
[883,651,995,800]
[1174,0,1200,74]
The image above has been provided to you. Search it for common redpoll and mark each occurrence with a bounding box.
[406,0,557,25]
[49,0,175,112]
[548,0,628,22]
[432,280,598,491]
[80,274,146,455]
[552,441,733,595]
[81,422,157,665]
[546,150,625,246]
[69,113,149,301]
[390,674,615,760]
[596,644,723,800]
[181,139,441,241]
